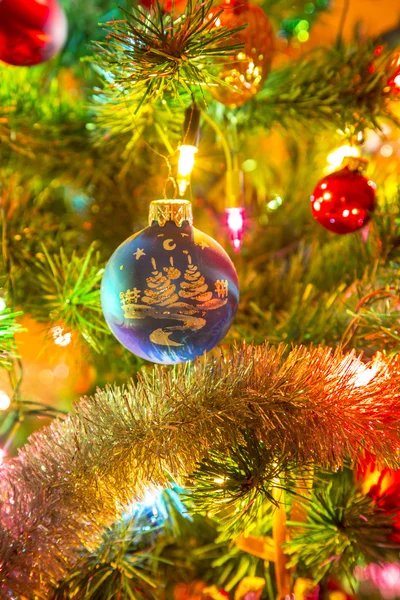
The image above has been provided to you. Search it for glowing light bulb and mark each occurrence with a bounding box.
[214,477,227,484]
[178,145,197,177]
[177,145,198,196]
[327,145,359,169]
[225,207,245,253]
[227,207,244,231]
[0,391,11,411]
[123,486,164,522]
[142,487,162,507]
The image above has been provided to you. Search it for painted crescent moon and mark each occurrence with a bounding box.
[163,239,177,251]
[150,328,182,347]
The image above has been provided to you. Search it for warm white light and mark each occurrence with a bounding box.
[267,196,283,211]
[0,448,5,465]
[177,145,198,196]
[39,369,55,385]
[380,144,393,158]
[352,363,379,387]
[51,325,72,347]
[178,145,197,177]
[0,298,6,312]
[214,477,227,484]
[54,363,69,379]
[337,356,385,389]
[0,391,10,411]
[327,145,359,169]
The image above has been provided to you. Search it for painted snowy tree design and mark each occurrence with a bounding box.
[179,254,228,309]
[142,257,181,307]
[120,254,229,346]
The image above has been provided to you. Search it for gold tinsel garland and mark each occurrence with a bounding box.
[1,343,400,598]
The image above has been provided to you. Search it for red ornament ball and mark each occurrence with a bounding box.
[0,0,67,66]
[311,160,376,235]
[208,0,274,108]
[388,53,400,95]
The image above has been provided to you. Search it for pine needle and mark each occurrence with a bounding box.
[95,0,246,110]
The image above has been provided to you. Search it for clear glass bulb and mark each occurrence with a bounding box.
[177,145,198,195]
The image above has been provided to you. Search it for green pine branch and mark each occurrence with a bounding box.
[95,0,246,110]
[232,192,400,354]
[1,43,398,175]
[0,308,24,371]
[188,432,298,536]
[286,470,400,584]
[3,342,400,596]
[53,489,220,600]
[28,244,107,352]
[53,516,159,600]
[93,44,400,156]
[244,45,400,132]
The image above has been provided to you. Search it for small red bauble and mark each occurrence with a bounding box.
[0,0,67,66]
[388,53,400,95]
[208,0,274,108]
[311,158,376,235]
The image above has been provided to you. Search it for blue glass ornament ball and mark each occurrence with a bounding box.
[101,220,239,364]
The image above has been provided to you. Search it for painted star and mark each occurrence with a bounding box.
[197,241,209,250]
[133,248,146,260]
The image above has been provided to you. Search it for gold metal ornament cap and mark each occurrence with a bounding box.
[149,199,193,228]
[341,156,369,173]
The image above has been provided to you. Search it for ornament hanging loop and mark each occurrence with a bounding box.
[163,176,178,200]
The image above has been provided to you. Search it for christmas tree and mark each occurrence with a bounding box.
[0,0,400,598]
